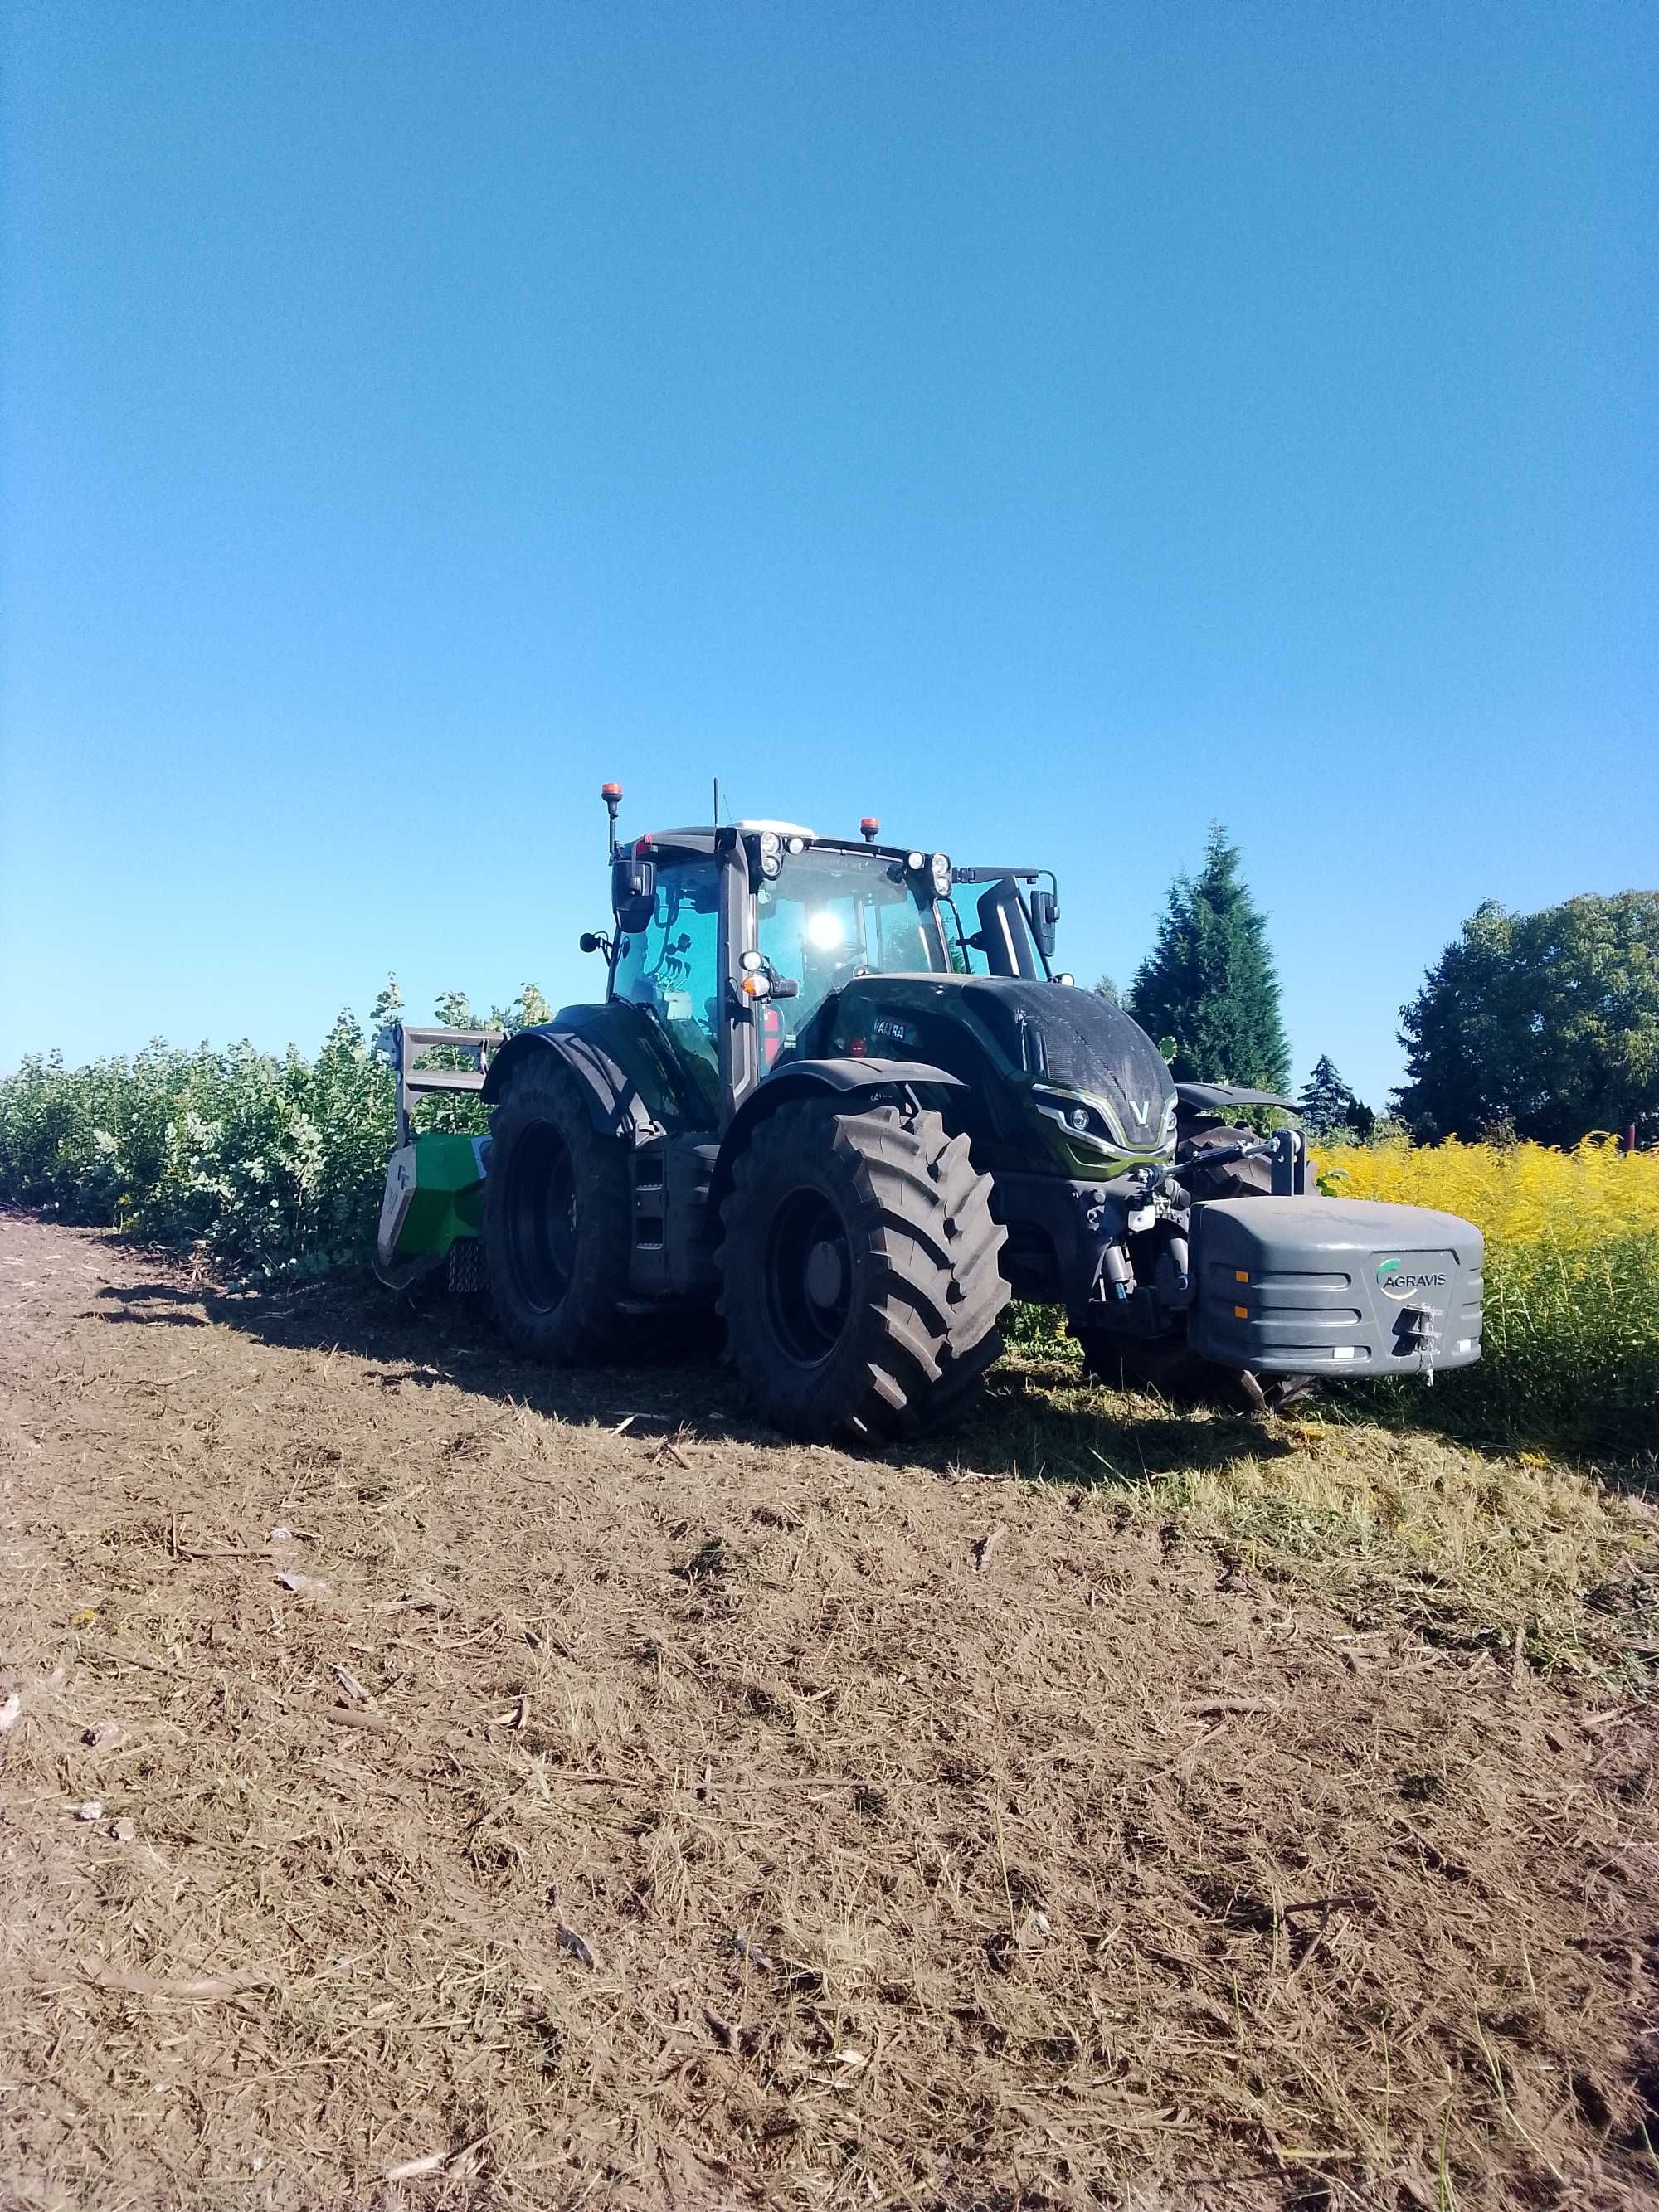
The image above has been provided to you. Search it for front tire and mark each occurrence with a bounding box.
[717,1100,1010,1443]
[484,1053,635,1363]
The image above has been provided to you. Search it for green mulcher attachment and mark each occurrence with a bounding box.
[372,1027,501,1291]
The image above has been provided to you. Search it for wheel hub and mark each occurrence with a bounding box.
[763,1189,854,1366]
[804,1237,845,1310]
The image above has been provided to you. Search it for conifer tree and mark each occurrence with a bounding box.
[1298,1054,1374,1139]
[1127,825,1290,1089]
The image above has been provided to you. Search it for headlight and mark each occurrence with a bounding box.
[1031,1087,1111,1145]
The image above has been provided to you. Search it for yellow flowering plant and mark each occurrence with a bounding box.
[1316,1136,1659,1449]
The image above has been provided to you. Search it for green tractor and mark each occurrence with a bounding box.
[377,785,1484,1440]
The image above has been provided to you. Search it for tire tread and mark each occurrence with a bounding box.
[717,1101,1009,1441]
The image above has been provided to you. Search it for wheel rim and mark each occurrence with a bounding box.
[504,1121,577,1315]
[764,1189,854,1365]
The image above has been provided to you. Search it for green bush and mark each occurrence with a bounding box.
[0,977,548,1281]
[0,1020,397,1279]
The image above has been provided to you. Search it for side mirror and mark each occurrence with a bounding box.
[611,852,656,934]
[1028,888,1058,960]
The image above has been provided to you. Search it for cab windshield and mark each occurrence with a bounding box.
[757,848,950,1033]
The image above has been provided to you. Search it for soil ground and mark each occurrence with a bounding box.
[2,1207,1657,2212]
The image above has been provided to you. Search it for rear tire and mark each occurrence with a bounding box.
[717,1101,1009,1443]
[484,1053,635,1363]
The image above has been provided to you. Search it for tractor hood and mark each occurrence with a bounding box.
[812,974,1179,1165]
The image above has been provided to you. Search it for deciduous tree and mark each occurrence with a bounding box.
[1395,893,1659,1145]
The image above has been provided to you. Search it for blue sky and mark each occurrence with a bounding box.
[3,1,1654,1108]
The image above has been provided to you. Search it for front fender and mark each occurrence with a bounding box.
[712,1057,964,1211]
[1175,1082,1298,1116]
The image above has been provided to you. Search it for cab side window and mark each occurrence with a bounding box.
[611,858,722,1113]
[946,892,990,974]
[964,881,1041,979]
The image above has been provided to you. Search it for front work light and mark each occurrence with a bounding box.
[929,852,951,899]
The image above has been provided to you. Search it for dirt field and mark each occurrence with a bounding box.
[2,1208,1657,2211]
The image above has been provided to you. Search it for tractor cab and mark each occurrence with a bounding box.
[599,814,1063,1125]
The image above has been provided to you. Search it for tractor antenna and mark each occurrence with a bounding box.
[601,781,623,858]
[713,776,722,826]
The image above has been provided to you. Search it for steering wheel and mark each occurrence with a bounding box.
[806,950,869,998]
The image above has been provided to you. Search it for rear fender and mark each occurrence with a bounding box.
[482,1012,668,1144]
[712,1057,965,1212]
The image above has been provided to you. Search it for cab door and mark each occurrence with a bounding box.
[609,854,727,1128]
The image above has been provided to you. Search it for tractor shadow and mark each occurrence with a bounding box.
[936,1360,1300,1490]
[94,1276,1292,1485]
[92,1281,210,1325]
[97,1276,747,1443]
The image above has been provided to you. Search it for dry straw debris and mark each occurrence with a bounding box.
[2,1208,1657,2210]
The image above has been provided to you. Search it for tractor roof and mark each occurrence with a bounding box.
[646,820,818,848]
[635,825,1048,883]
[638,824,932,867]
